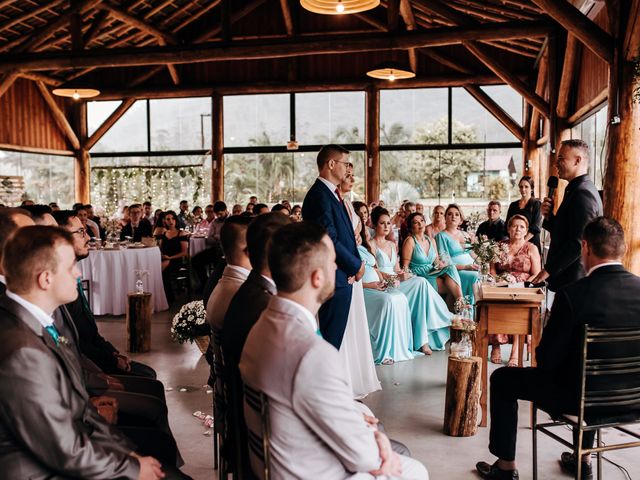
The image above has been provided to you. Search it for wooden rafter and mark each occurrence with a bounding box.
[0,0,66,36]
[0,20,552,73]
[97,1,176,45]
[17,71,62,86]
[624,0,640,61]
[419,48,472,74]
[0,69,17,99]
[34,81,80,150]
[387,0,400,32]
[354,13,386,31]
[279,0,293,37]
[84,97,135,150]
[83,10,110,46]
[529,0,613,64]
[193,0,268,43]
[399,0,417,72]
[464,85,524,140]
[169,0,221,34]
[556,34,580,119]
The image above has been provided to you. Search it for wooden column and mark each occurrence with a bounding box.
[603,25,640,273]
[365,85,380,203]
[73,101,90,204]
[211,92,224,202]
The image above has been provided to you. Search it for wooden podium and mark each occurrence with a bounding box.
[475,286,544,427]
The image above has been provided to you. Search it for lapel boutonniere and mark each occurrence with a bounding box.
[57,336,70,347]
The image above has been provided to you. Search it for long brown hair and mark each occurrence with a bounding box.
[357,209,374,255]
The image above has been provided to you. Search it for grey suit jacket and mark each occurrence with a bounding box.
[239,296,381,480]
[206,265,249,330]
[0,295,139,479]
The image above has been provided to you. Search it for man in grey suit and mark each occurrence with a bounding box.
[0,226,184,479]
[240,222,428,479]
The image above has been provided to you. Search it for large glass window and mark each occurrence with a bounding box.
[90,155,211,216]
[570,106,606,189]
[452,87,520,143]
[150,97,211,151]
[223,94,290,147]
[380,148,522,214]
[90,100,148,153]
[0,150,74,206]
[296,92,365,145]
[87,101,122,137]
[380,88,448,145]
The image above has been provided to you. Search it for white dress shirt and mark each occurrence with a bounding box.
[5,290,54,330]
[586,261,623,277]
[277,296,317,332]
[317,176,341,201]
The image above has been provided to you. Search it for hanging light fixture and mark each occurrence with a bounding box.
[366,61,415,81]
[300,0,380,15]
[52,88,101,100]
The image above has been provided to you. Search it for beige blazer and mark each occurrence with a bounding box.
[206,264,250,330]
[240,296,381,480]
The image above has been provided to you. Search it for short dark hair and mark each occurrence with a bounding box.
[52,210,78,227]
[271,204,288,213]
[84,204,93,209]
[220,215,252,258]
[316,144,350,169]
[0,208,31,266]
[247,213,292,271]
[143,201,152,207]
[488,200,501,209]
[72,202,83,210]
[583,216,625,259]
[561,138,590,161]
[129,203,142,210]
[3,226,74,294]
[269,222,329,293]
[254,203,269,214]
[20,204,53,220]
[370,206,390,226]
[180,200,188,205]
[213,201,227,213]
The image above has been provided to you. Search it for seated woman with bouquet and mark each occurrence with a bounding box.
[357,221,416,365]
[402,211,463,310]
[435,204,479,305]
[371,208,452,353]
[489,214,542,366]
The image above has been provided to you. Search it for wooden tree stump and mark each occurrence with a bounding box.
[443,356,481,437]
[126,292,152,353]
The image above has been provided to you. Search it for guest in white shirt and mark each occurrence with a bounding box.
[206,215,253,331]
[240,222,428,480]
[195,204,215,235]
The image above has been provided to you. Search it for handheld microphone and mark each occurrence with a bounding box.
[547,176,559,199]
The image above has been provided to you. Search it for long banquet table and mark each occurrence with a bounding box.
[79,246,169,315]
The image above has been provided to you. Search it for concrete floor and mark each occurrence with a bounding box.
[98,305,640,480]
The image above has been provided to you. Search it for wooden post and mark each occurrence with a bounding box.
[365,85,380,203]
[443,356,481,437]
[211,92,224,202]
[126,292,152,352]
[603,18,640,274]
[73,101,90,204]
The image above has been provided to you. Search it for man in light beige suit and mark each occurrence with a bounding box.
[240,222,428,480]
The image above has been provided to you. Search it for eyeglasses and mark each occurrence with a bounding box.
[332,158,350,165]
[71,228,87,236]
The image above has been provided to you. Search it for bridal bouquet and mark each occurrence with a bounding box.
[171,300,210,344]
[382,274,400,290]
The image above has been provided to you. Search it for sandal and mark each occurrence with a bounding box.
[490,346,502,364]
[507,357,519,367]
[381,358,395,365]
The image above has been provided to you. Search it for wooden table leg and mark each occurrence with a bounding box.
[476,305,489,427]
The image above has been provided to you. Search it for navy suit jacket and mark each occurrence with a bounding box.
[302,179,361,288]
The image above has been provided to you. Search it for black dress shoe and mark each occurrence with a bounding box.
[476,461,519,479]
[560,452,593,480]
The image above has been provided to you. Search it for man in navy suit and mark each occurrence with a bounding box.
[302,144,365,349]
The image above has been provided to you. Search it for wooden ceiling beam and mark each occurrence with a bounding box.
[387,0,400,32]
[94,73,512,100]
[399,0,417,71]
[464,84,524,140]
[193,0,268,43]
[1,0,102,53]
[0,0,66,35]
[529,0,614,64]
[354,13,386,31]
[280,0,294,36]
[0,20,553,72]
[169,0,222,34]
[17,71,62,86]
[0,70,17,99]
[35,81,80,150]
[556,33,579,119]
[97,1,177,45]
[419,48,473,74]
[623,0,640,61]
[83,10,110,46]
[84,97,135,150]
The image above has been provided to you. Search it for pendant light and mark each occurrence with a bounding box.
[52,88,101,100]
[366,61,415,81]
[300,0,380,15]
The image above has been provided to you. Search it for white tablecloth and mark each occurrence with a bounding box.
[79,246,168,315]
[189,236,208,257]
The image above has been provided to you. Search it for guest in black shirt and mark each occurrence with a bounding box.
[159,211,189,303]
[506,176,542,253]
[120,203,153,242]
[476,201,507,241]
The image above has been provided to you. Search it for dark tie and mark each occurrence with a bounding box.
[45,324,60,344]
[334,188,343,204]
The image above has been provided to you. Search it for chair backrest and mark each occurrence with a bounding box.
[211,327,227,432]
[243,383,271,480]
[578,325,640,421]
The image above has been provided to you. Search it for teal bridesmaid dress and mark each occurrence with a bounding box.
[357,245,417,364]
[408,235,462,291]
[377,244,452,350]
[435,231,479,304]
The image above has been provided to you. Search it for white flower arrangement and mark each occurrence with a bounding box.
[170,300,210,344]
[467,235,509,265]
[100,217,122,237]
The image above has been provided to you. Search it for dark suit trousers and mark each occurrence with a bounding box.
[489,367,595,461]
[318,285,353,349]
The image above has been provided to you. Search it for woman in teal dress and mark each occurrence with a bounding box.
[401,212,463,310]
[370,208,452,352]
[435,204,479,305]
[356,222,417,365]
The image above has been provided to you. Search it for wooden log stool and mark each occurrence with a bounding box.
[443,356,481,437]
[126,292,152,353]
